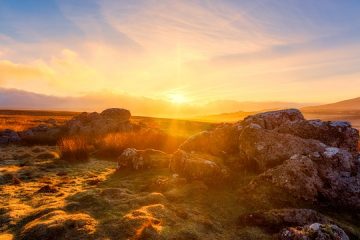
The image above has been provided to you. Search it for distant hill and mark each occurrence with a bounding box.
[0,88,312,118]
[302,97,360,113]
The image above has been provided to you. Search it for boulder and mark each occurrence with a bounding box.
[239,125,326,171]
[242,109,305,130]
[100,108,131,121]
[279,223,349,240]
[117,148,170,170]
[179,123,241,156]
[238,208,330,233]
[66,108,132,136]
[169,150,228,183]
[247,151,360,209]
[278,120,359,153]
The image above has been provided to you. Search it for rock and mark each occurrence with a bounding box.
[66,108,132,136]
[0,129,21,144]
[169,150,228,183]
[179,123,241,156]
[19,125,64,144]
[117,148,170,170]
[277,120,359,153]
[239,126,326,171]
[279,223,349,240]
[20,210,96,240]
[100,108,131,121]
[242,109,305,130]
[238,208,330,232]
[247,150,360,209]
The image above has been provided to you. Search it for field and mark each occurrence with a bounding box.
[1,110,360,240]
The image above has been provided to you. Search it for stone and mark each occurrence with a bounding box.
[241,109,305,130]
[169,150,228,183]
[117,148,170,170]
[277,120,359,153]
[238,208,329,232]
[239,126,326,171]
[279,223,349,240]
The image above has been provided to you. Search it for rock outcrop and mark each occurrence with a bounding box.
[169,150,228,183]
[66,108,132,136]
[117,148,170,170]
[238,208,330,233]
[2,108,133,145]
[279,223,349,240]
[174,109,360,210]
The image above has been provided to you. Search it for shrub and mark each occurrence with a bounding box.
[58,136,90,162]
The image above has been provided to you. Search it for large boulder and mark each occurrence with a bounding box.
[238,208,330,233]
[179,123,242,156]
[239,125,326,171]
[100,108,131,121]
[247,149,360,209]
[242,109,305,130]
[169,150,228,183]
[279,223,349,240]
[66,108,132,136]
[278,120,359,153]
[117,148,170,170]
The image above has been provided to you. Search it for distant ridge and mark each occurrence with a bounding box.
[302,97,360,113]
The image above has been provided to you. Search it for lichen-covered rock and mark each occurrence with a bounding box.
[66,108,132,136]
[239,126,326,171]
[242,109,305,130]
[100,108,131,121]
[20,210,96,240]
[169,150,228,183]
[117,148,170,170]
[247,150,360,209]
[279,223,349,240]
[238,208,329,232]
[278,120,359,153]
[179,123,242,156]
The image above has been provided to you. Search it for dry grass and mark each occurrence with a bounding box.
[95,129,185,158]
[0,114,71,131]
[58,136,90,162]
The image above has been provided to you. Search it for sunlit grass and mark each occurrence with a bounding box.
[58,136,90,162]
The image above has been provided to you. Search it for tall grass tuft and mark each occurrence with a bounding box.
[58,136,90,162]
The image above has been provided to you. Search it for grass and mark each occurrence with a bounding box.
[0,114,72,131]
[58,136,90,162]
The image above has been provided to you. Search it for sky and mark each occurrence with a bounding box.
[1,0,360,107]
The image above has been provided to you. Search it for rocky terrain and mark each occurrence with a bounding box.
[0,108,359,239]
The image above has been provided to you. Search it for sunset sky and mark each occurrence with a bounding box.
[1,0,360,107]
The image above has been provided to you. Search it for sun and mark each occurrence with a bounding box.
[168,93,188,104]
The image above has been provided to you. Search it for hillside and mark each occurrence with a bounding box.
[302,97,360,113]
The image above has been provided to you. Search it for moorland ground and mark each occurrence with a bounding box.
[0,109,360,240]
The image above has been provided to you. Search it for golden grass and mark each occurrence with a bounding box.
[58,136,90,162]
[0,114,71,131]
[94,129,185,158]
